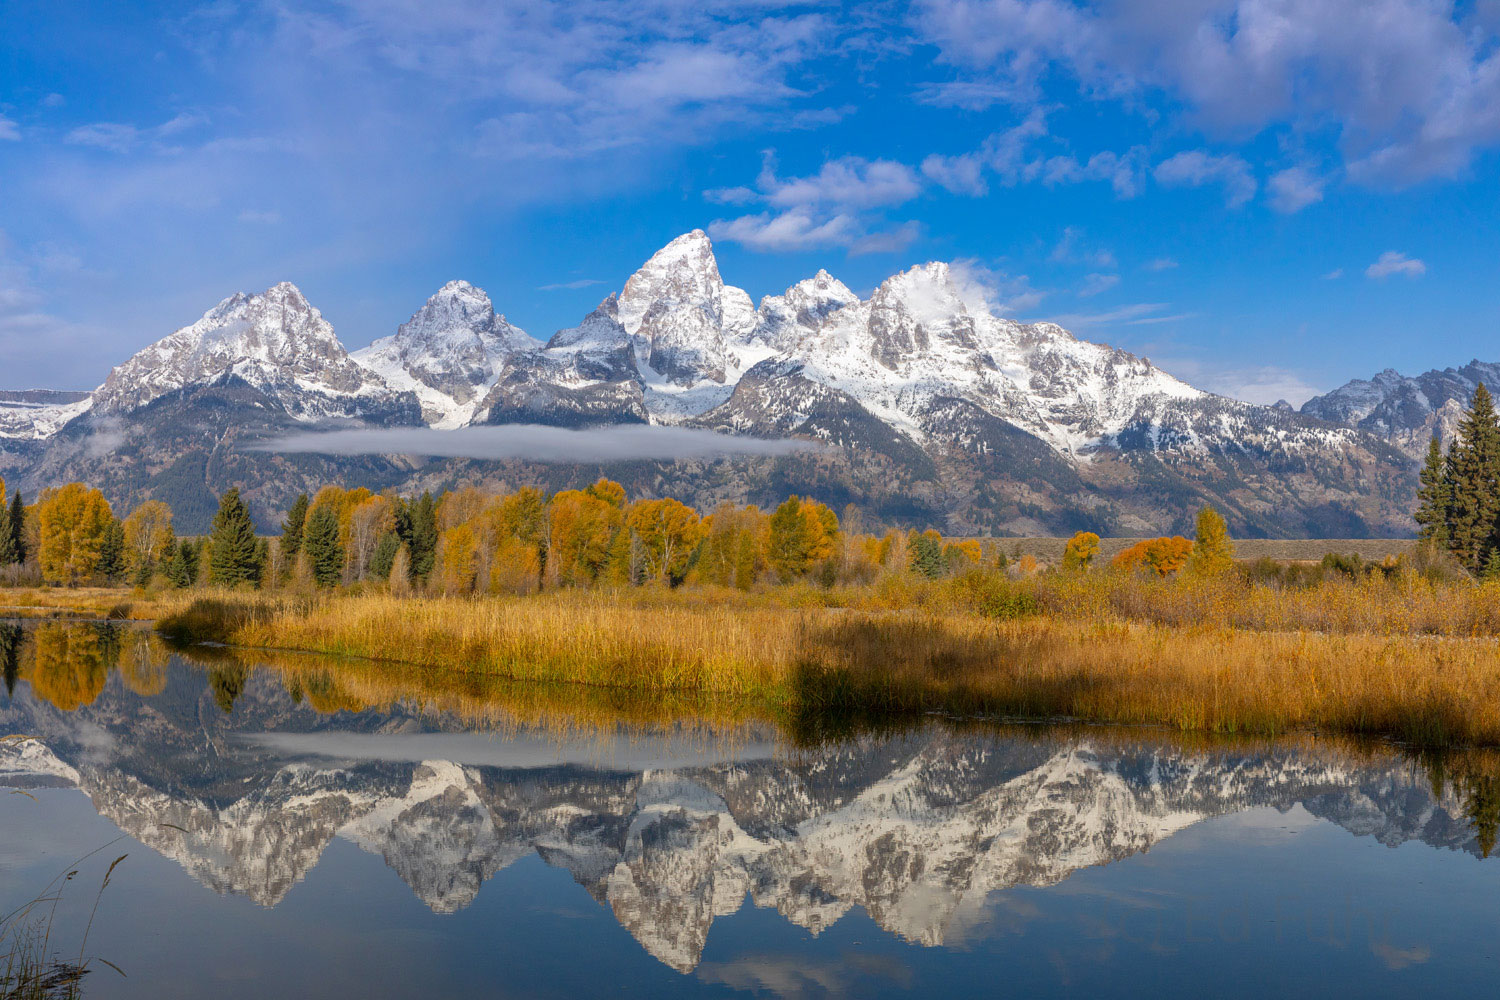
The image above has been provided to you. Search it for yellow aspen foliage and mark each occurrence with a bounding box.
[25,622,116,710]
[1062,531,1101,571]
[123,500,175,575]
[1113,536,1194,577]
[37,482,113,585]
[625,498,704,581]
[584,477,627,509]
[549,489,624,586]
[490,535,544,594]
[1188,506,1236,575]
[434,523,480,595]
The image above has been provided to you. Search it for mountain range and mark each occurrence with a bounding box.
[0,231,1430,535]
[1,652,1488,974]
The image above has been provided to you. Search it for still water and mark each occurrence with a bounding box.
[2,619,1499,998]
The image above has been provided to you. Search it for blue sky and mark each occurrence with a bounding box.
[2,0,1498,403]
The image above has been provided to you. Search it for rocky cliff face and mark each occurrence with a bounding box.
[1302,361,1500,458]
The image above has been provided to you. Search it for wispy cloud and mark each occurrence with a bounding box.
[538,279,604,291]
[1154,150,1256,208]
[1159,358,1326,406]
[1078,272,1120,298]
[0,115,19,141]
[1049,302,1188,327]
[1366,250,1426,279]
[249,424,820,462]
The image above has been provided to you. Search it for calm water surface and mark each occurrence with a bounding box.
[2,619,1499,998]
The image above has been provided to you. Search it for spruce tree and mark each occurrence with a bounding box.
[165,542,193,589]
[209,487,260,587]
[97,518,127,583]
[280,494,309,567]
[1444,384,1500,572]
[1414,435,1451,546]
[303,505,344,588]
[8,491,26,565]
[369,531,400,582]
[408,492,438,583]
[0,494,13,565]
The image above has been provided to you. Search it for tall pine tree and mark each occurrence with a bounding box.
[209,487,260,587]
[0,491,13,566]
[1414,435,1451,546]
[280,493,309,569]
[408,492,438,583]
[303,505,344,588]
[1444,384,1500,572]
[7,491,26,565]
[96,518,127,583]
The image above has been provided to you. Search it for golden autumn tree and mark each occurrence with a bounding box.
[625,498,704,582]
[697,503,767,589]
[123,500,175,579]
[1188,506,1236,575]
[435,523,480,595]
[1112,536,1194,577]
[548,489,624,586]
[25,622,117,710]
[1062,531,1101,571]
[37,483,114,585]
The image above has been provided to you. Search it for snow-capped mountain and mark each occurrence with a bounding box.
[92,281,414,422]
[1302,360,1500,458]
[2,650,1490,973]
[352,280,540,428]
[0,232,1420,535]
[0,390,92,441]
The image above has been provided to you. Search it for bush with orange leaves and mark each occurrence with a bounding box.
[1111,536,1194,577]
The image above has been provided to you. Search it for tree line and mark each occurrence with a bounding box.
[1,472,1243,593]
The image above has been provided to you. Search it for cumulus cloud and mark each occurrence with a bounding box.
[1154,150,1256,207]
[708,153,923,252]
[913,0,1500,186]
[1365,251,1426,279]
[1267,166,1327,213]
[249,424,820,462]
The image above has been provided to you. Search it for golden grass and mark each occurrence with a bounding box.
[155,586,1500,747]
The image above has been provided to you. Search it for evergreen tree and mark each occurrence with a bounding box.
[408,492,438,583]
[209,487,260,587]
[134,551,156,587]
[0,494,12,565]
[908,531,945,578]
[369,531,400,582]
[182,539,202,586]
[96,518,127,583]
[1414,435,1451,546]
[304,505,344,588]
[1444,384,1500,572]
[280,493,310,570]
[7,491,25,565]
[165,541,194,589]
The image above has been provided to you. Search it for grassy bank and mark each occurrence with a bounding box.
[156,584,1500,747]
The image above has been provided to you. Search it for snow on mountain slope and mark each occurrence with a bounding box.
[0,390,93,440]
[91,281,413,422]
[352,280,540,428]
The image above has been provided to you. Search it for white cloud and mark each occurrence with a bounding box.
[1267,166,1326,213]
[1154,150,1256,207]
[1145,257,1178,271]
[760,155,923,211]
[1160,358,1326,406]
[0,115,19,141]
[251,424,820,462]
[708,210,864,252]
[1322,268,1344,280]
[914,0,1500,186]
[1365,250,1426,279]
[1078,272,1120,298]
[538,278,604,291]
[948,258,1045,315]
[1048,302,1187,327]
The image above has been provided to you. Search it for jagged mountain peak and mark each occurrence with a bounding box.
[90,281,405,420]
[351,280,539,428]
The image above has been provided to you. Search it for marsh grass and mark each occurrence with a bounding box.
[0,835,127,1000]
[156,582,1500,747]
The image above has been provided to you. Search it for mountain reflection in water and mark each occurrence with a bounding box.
[2,620,1499,988]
